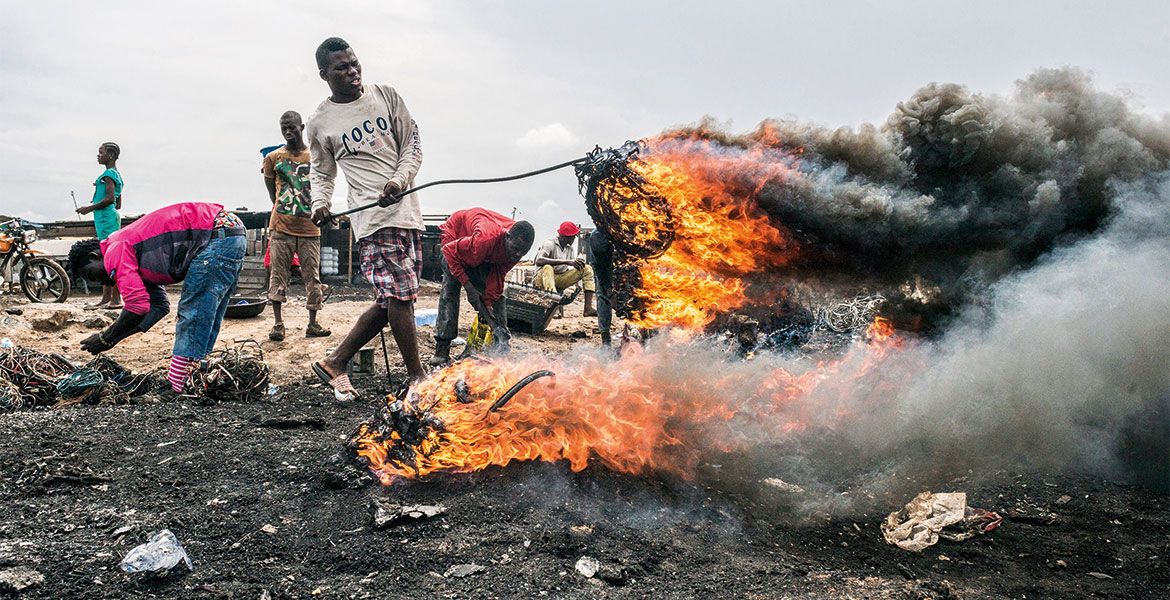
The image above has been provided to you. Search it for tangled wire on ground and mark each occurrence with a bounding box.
[0,346,74,411]
[182,340,270,404]
[0,345,158,411]
[815,294,888,333]
[575,141,675,260]
[88,355,157,396]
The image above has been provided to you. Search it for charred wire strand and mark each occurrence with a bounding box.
[488,370,554,413]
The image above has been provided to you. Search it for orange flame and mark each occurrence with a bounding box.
[864,316,902,359]
[604,135,803,329]
[353,331,903,485]
[351,135,911,485]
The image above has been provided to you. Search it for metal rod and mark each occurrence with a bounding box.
[379,329,392,383]
[346,220,354,284]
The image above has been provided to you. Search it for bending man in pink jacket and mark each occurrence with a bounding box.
[74,202,247,392]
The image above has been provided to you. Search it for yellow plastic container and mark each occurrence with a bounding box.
[466,315,494,351]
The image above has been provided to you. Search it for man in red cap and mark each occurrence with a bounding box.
[429,208,535,366]
[534,221,595,317]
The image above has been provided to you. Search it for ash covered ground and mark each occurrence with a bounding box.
[1,330,1166,599]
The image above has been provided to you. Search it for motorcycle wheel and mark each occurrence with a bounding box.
[20,258,71,303]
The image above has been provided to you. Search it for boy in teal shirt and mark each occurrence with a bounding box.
[76,142,123,308]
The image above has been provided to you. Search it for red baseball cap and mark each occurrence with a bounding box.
[557,221,580,236]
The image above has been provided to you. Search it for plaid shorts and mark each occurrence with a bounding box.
[359,227,422,305]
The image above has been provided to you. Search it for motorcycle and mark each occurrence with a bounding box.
[0,219,71,303]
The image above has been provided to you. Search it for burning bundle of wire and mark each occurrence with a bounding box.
[576,133,802,330]
[182,340,270,404]
[349,362,555,481]
[350,326,901,485]
[575,141,675,260]
[576,68,1170,332]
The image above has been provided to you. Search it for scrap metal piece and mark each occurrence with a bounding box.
[371,498,446,529]
[454,379,473,404]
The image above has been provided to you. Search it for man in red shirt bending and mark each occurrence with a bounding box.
[429,208,535,366]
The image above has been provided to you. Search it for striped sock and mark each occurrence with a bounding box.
[168,355,196,393]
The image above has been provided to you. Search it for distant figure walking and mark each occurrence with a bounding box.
[76,142,123,309]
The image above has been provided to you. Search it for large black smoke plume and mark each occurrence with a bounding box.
[571,67,1169,496]
[581,67,1170,328]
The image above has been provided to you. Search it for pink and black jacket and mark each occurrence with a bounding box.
[99,202,226,331]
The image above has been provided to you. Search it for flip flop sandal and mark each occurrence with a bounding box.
[312,362,358,401]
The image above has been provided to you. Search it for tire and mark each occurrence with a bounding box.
[20,258,71,303]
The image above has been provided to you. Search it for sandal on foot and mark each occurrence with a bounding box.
[312,362,358,401]
[269,323,286,341]
[305,323,332,338]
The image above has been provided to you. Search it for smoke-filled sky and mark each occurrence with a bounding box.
[2,0,1168,249]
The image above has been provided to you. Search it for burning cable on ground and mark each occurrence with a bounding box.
[349,327,903,485]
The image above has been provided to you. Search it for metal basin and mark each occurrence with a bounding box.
[224,297,267,319]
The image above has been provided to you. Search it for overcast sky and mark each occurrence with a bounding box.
[2,0,1167,245]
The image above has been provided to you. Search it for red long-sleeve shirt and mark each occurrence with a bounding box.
[439,208,516,309]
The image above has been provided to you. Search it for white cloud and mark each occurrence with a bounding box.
[536,199,560,215]
[515,123,579,151]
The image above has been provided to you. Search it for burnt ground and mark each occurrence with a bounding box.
[1,376,1166,600]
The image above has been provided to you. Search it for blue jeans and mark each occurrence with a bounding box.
[173,234,246,359]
